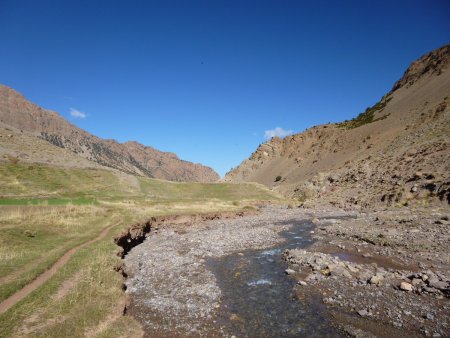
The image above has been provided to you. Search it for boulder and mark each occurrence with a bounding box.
[400,282,413,291]
[370,275,384,285]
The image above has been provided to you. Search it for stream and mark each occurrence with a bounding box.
[207,219,343,337]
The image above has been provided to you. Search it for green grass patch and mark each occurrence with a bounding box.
[0,163,134,200]
[138,177,279,202]
[0,197,97,206]
[0,162,279,204]
[0,205,121,302]
[0,221,139,338]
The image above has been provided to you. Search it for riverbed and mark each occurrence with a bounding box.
[124,206,348,337]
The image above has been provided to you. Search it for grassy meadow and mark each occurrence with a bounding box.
[0,162,281,337]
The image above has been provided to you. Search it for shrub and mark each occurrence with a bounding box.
[338,96,392,129]
[275,175,282,182]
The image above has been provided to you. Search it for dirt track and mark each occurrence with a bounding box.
[0,221,120,315]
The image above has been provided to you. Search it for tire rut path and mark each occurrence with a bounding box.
[0,221,121,315]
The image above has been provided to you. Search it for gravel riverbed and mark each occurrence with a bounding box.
[124,205,347,337]
[123,204,449,337]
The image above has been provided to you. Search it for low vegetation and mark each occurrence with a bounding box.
[338,96,392,129]
[0,161,282,337]
[0,205,116,303]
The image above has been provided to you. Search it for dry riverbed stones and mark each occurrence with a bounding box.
[284,208,450,337]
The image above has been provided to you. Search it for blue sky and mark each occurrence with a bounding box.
[0,1,449,176]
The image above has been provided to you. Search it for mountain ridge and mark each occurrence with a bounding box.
[224,44,450,208]
[0,84,219,182]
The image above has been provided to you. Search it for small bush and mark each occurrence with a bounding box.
[275,175,282,182]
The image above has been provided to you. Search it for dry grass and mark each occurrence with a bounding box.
[0,204,120,303]
[1,225,139,337]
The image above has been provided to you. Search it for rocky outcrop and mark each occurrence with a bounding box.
[0,85,219,182]
[390,44,450,93]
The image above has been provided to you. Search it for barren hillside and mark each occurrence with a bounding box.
[225,45,450,208]
[0,86,219,182]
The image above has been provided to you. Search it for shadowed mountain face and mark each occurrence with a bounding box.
[0,85,219,182]
[225,45,450,207]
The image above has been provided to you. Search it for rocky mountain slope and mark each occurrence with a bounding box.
[224,45,450,208]
[0,85,219,182]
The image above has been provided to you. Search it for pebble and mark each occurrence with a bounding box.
[285,268,296,275]
[425,313,434,320]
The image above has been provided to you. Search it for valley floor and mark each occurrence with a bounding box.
[0,161,281,337]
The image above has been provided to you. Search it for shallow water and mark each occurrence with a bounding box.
[207,219,344,337]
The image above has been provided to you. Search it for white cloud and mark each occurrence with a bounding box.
[264,127,293,140]
[70,108,86,119]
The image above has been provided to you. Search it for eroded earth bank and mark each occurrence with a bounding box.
[121,204,449,337]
